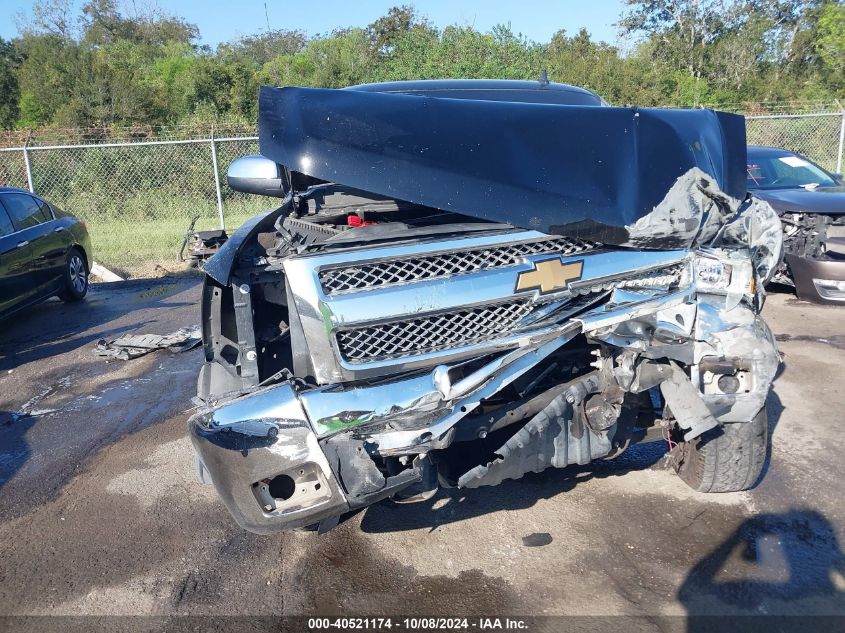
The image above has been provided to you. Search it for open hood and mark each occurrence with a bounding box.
[258,86,748,249]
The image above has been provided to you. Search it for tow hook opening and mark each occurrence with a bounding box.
[268,474,295,500]
[252,463,331,514]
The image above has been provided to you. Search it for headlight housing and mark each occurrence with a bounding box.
[700,196,783,313]
[694,251,755,309]
[694,256,732,293]
[713,196,783,287]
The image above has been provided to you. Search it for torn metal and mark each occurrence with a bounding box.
[180,215,229,267]
[96,326,201,360]
[188,81,782,534]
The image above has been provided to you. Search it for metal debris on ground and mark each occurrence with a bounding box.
[94,326,202,360]
[180,214,229,267]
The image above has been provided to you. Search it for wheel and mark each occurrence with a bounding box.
[675,408,767,493]
[58,248,89,302]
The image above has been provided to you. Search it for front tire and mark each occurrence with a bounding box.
[675,408,767,493]
[58,248,89,302]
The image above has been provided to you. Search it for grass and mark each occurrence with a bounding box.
[83,198,276,278]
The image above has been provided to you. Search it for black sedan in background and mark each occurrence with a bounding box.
[747,145,845,304]
[0,187,92,319]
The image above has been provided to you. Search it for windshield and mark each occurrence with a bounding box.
[747,152,838,190]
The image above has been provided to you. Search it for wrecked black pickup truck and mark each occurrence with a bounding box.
[188,80,783,534]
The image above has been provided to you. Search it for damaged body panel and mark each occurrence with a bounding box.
[188,80,782,534]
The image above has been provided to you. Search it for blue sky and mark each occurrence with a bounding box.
[2,0,627,46]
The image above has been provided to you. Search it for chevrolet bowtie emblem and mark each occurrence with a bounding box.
[516,258,583,295]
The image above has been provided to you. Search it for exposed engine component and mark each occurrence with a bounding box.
[774,212,832,285]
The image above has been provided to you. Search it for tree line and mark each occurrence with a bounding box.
[0,0,843,133]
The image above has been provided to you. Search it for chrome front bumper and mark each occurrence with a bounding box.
[188,323,584,533]
[188,384,350,534]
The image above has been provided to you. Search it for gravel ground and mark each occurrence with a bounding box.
[0,281,843,629]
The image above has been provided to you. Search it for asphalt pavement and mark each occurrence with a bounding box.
[0,279,843,629]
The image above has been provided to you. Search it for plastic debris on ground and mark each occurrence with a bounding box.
[94,326,202,360]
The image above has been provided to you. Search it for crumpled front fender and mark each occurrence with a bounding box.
[202,203,288,287]
[188,384,349,534]
[693,296,780,422]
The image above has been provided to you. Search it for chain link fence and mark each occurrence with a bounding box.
[0,110,843,277]
[745,111,845,174]
[0,134,274,277]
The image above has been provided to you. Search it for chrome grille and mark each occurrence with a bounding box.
[334,261,684,364]
[285,228,689,383]
[337,301,535,362]
[320,237,597,294]
[572,262,686,294]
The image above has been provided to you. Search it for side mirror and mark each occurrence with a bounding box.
[227,155,287,197]
[833,172,844,183]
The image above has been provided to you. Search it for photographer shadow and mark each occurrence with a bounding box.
[679,509,845,629]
